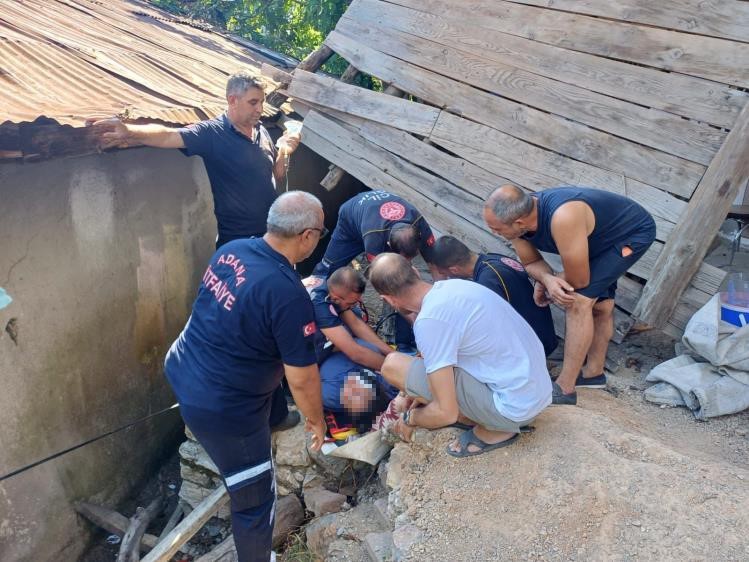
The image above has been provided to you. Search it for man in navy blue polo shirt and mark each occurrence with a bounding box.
[429,235,558,357]
[90,71,299,246]
[312,190,436,277]
[164,191,327,562]
[90,71,301,430]
[483,185,655,406]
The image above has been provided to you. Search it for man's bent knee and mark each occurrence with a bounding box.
[567,292,596,314]
[381,352,413,388]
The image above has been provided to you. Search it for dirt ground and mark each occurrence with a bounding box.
[394,342,749,562]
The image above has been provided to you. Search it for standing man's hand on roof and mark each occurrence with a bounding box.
[87,117,130,150]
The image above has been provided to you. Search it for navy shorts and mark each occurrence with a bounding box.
[578,235,654,300]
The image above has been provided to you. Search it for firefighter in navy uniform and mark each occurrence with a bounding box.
[312,190,436,277]
[164,192,327,562]
[312,190,437,350]
[429,235,558,357]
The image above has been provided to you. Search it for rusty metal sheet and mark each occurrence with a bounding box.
[0,0,288,128]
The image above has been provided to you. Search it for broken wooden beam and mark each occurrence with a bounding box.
[118,494,165,562]
[297,44,335,72]
[76,502,159,552]
[141,486,229,562]
[192,494,304,561]
[634,102,749,327]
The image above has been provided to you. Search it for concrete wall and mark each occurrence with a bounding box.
[0,148,216,561]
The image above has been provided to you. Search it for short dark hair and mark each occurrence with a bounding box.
[388,222,420,259]
[226,71,265,99]
[329,266,366,295]
[430,235,473,269]
[369,253,420,296]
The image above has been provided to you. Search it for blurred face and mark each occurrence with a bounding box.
[483,207,526,240]
[227,87,264,129]
[341,374,376,413]
[326,285,362,311]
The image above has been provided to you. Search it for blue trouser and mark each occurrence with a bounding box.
[182,408,275,562]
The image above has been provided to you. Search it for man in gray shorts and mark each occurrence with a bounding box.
[368,254,552,457]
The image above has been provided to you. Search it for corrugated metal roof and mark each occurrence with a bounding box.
[0,0,292,128]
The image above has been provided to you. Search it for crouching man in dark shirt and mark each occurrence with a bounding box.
[164,192,327,562]
[429,235,558,357]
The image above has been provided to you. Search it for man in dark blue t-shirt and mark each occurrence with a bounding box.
[90,71,300,246]
[91,71,302,430]
[429,235,558,357]
[483,185,655,406]
[164,191,327,562]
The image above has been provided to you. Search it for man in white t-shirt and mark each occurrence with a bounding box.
[369,253,552,457]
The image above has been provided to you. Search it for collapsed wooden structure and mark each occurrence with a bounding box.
[280,0,749,338]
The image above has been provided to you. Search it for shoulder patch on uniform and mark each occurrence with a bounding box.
[379,201,406,221]
[303,321,317,337]
[500,257,525,272]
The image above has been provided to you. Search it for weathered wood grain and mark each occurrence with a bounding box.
[635,102,749,327]
[288,69,439,136]
[341,1,747,129]
[508,0,749,44]
[380,0,749,87]
[326,29,706,198]
[337,11,725,164]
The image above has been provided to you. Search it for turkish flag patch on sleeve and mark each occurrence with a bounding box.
[303,321,317,337]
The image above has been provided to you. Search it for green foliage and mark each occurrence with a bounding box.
[152,0,352,75]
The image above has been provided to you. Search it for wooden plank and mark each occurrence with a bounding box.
[507,0,749,44]
[635,102,749,327]
[118,495,164,562]
[301,111,506,254]
[76,502,159,551]
[141,486,229,562]
[340,0,747,129]
[288,69,439,136]
[379,0,749,87]
[325,29,705,198]
[297,43,335,72]
[426,112,684,236]
[337,10,725,165]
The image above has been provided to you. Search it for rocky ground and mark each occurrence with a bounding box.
[388,362,749,562]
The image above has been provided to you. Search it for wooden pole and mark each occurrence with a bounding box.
[634,102,749,327]
[141,486,229,562]
[297,44,335,72]
[118,494,165,562]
